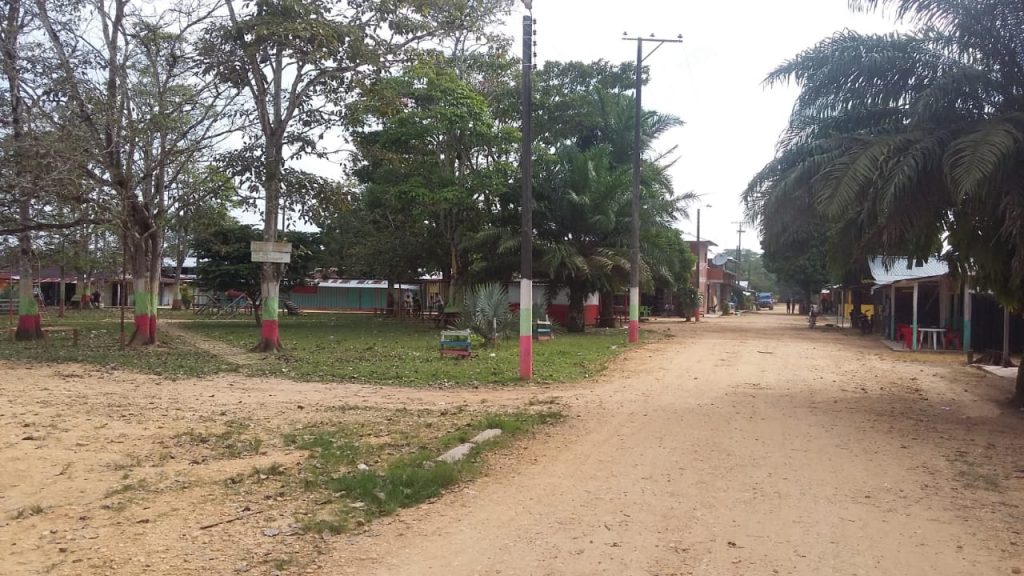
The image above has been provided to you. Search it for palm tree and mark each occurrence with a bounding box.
[744,0,1024,404]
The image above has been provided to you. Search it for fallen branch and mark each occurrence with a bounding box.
[199,509,264,530]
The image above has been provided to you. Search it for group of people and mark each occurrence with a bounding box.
[385,291,445,317]
[784,297,798,315]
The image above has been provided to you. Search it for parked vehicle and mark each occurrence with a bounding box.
[756,292,774,310]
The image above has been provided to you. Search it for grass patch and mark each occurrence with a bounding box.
[0,310,238,378]
[104,479,150,498]
[286,408,561,533]
[283,425,363,490]
[949,454,1004,492]
[13,504,45,519]
[176,421,263,458]
[327,451,463,516]
[268,555,296,571]
[181,313,635,386]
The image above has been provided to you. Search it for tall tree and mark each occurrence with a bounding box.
[351,61,515,300]
[745,0,1024,403]
[201,0,502,351]
[36,0,232,346]
[1,0,97,339]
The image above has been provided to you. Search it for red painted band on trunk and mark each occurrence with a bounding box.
[149,315,157,340]
[519,335,533,380]
[628,320,640,343]
[261,319,279,341]
[134,314,150,332]
[16,314,40,332]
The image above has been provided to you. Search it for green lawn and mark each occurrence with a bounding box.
[0,309,650,386]
[182,312,641,386]
[0,310,238,378]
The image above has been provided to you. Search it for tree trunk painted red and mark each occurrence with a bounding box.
[253,275,282,352]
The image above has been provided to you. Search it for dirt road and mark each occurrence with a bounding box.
[2,311,1022,575]
[326,311,1024,576]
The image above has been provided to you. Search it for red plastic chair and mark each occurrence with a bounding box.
[896,325,914,349]
[944,330,962,350]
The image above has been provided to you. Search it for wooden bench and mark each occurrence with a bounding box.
[7,325,79,345]
[533,320,554,341]
[440,329,472,358]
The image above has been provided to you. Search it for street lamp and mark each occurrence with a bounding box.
[623,32,683,344]
[519,0,535,380]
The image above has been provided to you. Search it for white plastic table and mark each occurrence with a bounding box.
[917,328,946,351]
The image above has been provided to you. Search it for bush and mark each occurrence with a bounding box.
[180,284,194,309]
[457,282,515,347]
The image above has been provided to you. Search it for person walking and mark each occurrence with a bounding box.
[786,297,792,315]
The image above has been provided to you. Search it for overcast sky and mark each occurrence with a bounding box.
[506,0,900,253]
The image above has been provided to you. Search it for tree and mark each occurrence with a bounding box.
[201,0,504,351]
[351,61,515,301]
[1,0,100,339]
[745,0,1024,403]
[721,249,778,294]
[36,0,233,346]
[165,166,237,309]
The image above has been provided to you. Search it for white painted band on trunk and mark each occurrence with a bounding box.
[520,279,533,336]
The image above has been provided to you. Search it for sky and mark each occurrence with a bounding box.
[504,0,901,253]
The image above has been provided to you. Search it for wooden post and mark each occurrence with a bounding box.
[890,284,896,341]
[1003,306,1011,368]
[939,280,947,329]
[912,281,919,352]
[964,278,973,364]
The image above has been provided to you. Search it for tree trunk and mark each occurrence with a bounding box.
[148,231,161,344]
[598,290,616,328]
[254,138,284,352]
[127,240,153,346]
[254,268,282,351]
[14,232,43,341]
[567,286,586,333]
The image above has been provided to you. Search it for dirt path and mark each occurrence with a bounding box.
[159,320,262,366]
[2,312,1022,575]
[319,312,1024,576]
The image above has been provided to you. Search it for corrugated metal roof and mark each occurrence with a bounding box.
[869,257,949,286]
[316,279,420,290]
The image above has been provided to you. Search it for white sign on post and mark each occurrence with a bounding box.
[251,241,292,264]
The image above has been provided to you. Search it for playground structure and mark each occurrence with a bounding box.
[193,293,253,318]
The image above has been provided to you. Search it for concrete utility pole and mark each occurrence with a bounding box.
[519,1,536,380]
[731,221,746,286]
[623,32,683,344]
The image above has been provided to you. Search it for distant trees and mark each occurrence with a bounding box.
[2,0,696,353]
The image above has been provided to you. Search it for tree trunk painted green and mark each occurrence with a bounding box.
[14,235,43,341]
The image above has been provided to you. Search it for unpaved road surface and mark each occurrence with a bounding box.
[2,311,1023,575]
[328,312,1024,576]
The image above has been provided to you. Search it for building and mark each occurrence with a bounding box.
[705,254,740,314]
[687,240,716,317]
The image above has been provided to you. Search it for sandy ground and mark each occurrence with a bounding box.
[2,310,1022,575]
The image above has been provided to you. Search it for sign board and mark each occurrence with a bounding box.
[251,241,292,264]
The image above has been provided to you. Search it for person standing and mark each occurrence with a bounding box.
[786,297,792,315]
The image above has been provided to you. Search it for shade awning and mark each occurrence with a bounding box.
[869,257,949,288]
